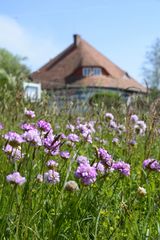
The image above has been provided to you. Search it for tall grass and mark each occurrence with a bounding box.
[0,89,160,239]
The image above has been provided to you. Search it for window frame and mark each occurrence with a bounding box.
[93,67,102,76]
[82,67,102,77]
[23,82,41,102]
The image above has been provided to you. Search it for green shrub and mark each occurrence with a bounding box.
[89,91,124,109]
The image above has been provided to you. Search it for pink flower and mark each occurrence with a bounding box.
[75,163,97,185]
[24,109,35,118]
[6,172,26,185]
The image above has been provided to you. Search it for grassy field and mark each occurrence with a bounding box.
[0,93,160,240]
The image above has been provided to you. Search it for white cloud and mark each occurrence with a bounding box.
[0,15,59,70]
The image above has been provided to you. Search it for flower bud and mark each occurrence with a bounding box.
[64,181,79,192]
[138,186,146,196]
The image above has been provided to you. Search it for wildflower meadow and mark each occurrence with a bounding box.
[0,97,160,239]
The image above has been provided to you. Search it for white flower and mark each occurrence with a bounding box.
[138,186,147,196]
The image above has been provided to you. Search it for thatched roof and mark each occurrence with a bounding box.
[31,35,146,93]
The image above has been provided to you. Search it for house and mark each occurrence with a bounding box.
[30,34,146,101]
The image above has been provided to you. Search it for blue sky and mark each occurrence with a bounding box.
[0,0,160,83]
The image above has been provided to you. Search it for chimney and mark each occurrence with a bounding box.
[73,34,81,46]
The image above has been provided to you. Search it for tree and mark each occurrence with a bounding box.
[0,48,30,89]
[143,38,160,89]
[0,48,30,76]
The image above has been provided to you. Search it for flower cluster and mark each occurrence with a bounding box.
[66,123,75,132]
[143,159,160,172]
[98,148,113,168]
[3,144,24,162]
[21,123,35,131]
[130,114,139,123]
[3,108,154,190]
[60,151,70,159]
[44,170,60,184]
[77,156,89,165]
[105,113,114,121]
[43,132,61,155]
[24,109,35,118]
[75,162,97,185]
[93,162,105,174]
[134,120,147,135]
[4,131,24,147]
[22,129,42,146]
[6,172,26,185]
[130,116,147,135]
[76,121,95,143]
[112,161,130,176]
[46,160,58,169]
[37,120,52,133]
[68,133,79,142]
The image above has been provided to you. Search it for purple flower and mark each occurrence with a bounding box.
[42,132,55,148]
[130,114,139,123]
[76,122,95,140]
[134,120,146,135]
[75,163,97,185]
[60,151,70,159]
[137,120,146,130]
[86,133,93,142]
[21,123,35,131]
[24,109,35,118]
[22,129,42,146]
[43,132,60,148]
[45,147,60,156]
[66,123,75,132]
[93,162,105,174]
[112,161,130,176]
[128,139,137,146]
[43,132,61,155]
[44,170,60,184]
[46,160,58,169]
[3,144,24,162]
[0,123,4,130]
[84,134,92,143]
[4,131,24,147]
[143,159,160,172]
[76,124,89,135]
[61,133,67,139]
[98,148,113,167]
[77,156,89,164]
[76,122,93,143]
[68,133,80,142]
[105,113,114,121]
[112,138,119,144]
[117,124,126,135]
[109,120,117,129]
[87,121,95,133]
[37,120,52,132]
[6,172,26,185]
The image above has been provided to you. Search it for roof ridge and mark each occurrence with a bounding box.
[36,43,76,72]
[46,43,76,70]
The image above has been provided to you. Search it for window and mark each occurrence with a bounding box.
[23,82,41,102]
[82,68,91,76]
[82,67,102,77]
[93,68,102,76]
